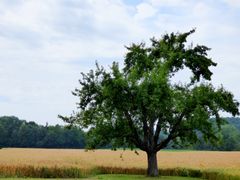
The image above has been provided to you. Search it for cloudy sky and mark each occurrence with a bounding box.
[0,0,239,125]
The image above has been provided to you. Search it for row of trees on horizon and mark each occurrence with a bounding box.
[0,116,240,151]
[0,116,85,148]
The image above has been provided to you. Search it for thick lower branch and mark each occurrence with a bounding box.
[149,120,154,150]
[154,116,163,145]
[155,112,185,151]
[155,133,178,151]
[124,111,146,151]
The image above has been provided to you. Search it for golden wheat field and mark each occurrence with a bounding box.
[0,148,240,177]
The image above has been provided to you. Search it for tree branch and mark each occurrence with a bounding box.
[124,111,146,151]
[153,115,163,146]
[141,105,149,150]
[155,112,185,151]
[149,120,155,151]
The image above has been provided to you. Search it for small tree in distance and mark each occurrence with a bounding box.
[59,29,239,177]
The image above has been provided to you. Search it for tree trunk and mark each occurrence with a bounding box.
[147,151,159,176]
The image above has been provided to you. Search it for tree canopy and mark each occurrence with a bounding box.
[60,29,239,176]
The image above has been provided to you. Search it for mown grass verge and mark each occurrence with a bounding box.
[0,175,202,180]
[0,165,239,180]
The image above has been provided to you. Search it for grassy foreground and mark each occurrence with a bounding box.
[86,174,202,179]
[0,174,202,179]
[0,148,239,179]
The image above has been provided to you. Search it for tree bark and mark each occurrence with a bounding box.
[147,151,159,176]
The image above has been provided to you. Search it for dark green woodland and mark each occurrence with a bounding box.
[0,116,85,148]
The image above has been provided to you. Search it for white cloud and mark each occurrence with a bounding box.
[134,3,158,20]
[192,2,214,18]
[149,0,189,7]
[223,0,240,7]
[0,0,240,124]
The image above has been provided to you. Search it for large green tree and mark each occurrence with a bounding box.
[60,30,239,176]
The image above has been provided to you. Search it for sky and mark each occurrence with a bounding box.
[0,0,240,125]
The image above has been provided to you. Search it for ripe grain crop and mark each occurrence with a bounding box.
[0,148,239,179]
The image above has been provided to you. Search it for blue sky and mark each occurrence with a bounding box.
[0,0,240,125]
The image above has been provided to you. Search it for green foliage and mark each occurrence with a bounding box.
[0,116,85,148]
[220,124,240,150]
[91,174,202,179]
[226,117,240,130]
[60,30,239,176]
[192,121,240,151]
[61,29,239,152]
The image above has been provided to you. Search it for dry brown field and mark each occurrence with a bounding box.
[0,148,240,177]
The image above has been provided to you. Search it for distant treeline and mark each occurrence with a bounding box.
[166,117,240,151]
[0,116,240,150]
[0,116,85,148]
[191,117,240,151]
